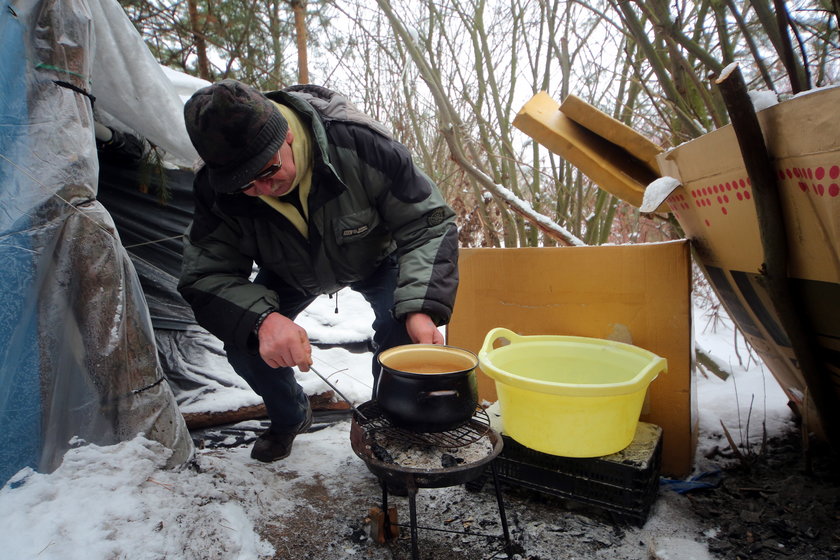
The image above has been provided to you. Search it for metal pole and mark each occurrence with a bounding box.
[490,462,513,557]
[408,480,419,560]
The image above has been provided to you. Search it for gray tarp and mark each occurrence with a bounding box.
[95,154,259,414]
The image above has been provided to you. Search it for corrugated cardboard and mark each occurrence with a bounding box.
[656,86,840,437]
[447,242,695,477]
[560,94,663,172]
[512,92,667,212]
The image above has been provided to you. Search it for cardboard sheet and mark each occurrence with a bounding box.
[656,85,840,438]
[560,94,663,172]
[447,242,695,477]
[513,92,667,212]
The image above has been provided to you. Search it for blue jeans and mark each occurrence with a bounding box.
[225,256,412,431]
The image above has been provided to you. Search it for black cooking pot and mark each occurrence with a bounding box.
[375,344,479,433]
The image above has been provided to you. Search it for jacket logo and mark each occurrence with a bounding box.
[427,208,445,227]
[342,225,369,237]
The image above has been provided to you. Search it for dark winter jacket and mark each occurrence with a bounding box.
[178,85,459,352]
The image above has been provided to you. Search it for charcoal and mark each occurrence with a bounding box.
[371,443,395,463]
[441,453,464,468]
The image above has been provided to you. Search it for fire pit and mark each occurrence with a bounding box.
[350,401,513,559]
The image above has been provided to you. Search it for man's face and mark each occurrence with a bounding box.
[241,130,296,197]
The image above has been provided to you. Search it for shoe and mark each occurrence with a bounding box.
[251,405,313,462]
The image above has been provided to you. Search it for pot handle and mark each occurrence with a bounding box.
[479,327,522,357]
[419,390,459,400]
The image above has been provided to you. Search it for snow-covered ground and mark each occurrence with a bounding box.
[0,289,792,560]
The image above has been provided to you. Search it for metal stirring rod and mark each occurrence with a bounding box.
[309,365,368,422]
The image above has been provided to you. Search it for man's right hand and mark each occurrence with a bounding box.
[256,312,313,372]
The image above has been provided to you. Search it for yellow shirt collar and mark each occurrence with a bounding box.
[258,102,313,238]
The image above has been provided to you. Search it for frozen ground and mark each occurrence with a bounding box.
[2,289,835,560]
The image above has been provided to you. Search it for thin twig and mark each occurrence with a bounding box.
[146,477,175,491]
[720,420,745,463]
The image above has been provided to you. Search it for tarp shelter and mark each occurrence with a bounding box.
[0,0,202,484]
[95,144,265,422]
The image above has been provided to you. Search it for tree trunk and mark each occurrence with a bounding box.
[187,0,210,80]
[292,0,309,84]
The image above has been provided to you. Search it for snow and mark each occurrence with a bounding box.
[719,62,740,81]
[0,289,791,559]
[692,297,793,467]
[640,176,681,213]
[477,177,585,246]
[747,90,779,112]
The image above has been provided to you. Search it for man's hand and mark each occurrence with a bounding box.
[405,312,445,345]
[256,312,313,371]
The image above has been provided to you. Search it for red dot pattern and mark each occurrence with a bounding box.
[678,164,839,229]
[783,165,840,198]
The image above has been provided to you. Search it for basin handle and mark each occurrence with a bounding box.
[479,327,522,357]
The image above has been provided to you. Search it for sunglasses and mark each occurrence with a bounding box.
[235,161,282,193]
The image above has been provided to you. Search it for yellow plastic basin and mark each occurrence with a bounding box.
[479,327,667,457]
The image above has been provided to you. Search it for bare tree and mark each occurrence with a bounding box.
[125,0,837,247]
[330,0,651,247]
[604,0,838,144]
[122,0,333,89]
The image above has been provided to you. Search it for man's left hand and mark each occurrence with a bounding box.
[405,312,444,344]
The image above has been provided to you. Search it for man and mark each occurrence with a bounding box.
[179,80,459,462]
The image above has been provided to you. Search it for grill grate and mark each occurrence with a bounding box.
[355,400,491,449]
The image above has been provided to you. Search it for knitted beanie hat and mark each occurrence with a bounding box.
[184,79,289,193]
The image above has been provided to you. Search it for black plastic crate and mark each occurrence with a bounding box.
[489,423,662,525]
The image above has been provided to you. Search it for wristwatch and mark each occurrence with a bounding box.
[252,308,276,337]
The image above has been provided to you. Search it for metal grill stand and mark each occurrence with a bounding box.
[379,462,512,560]
[350,402,514,560]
